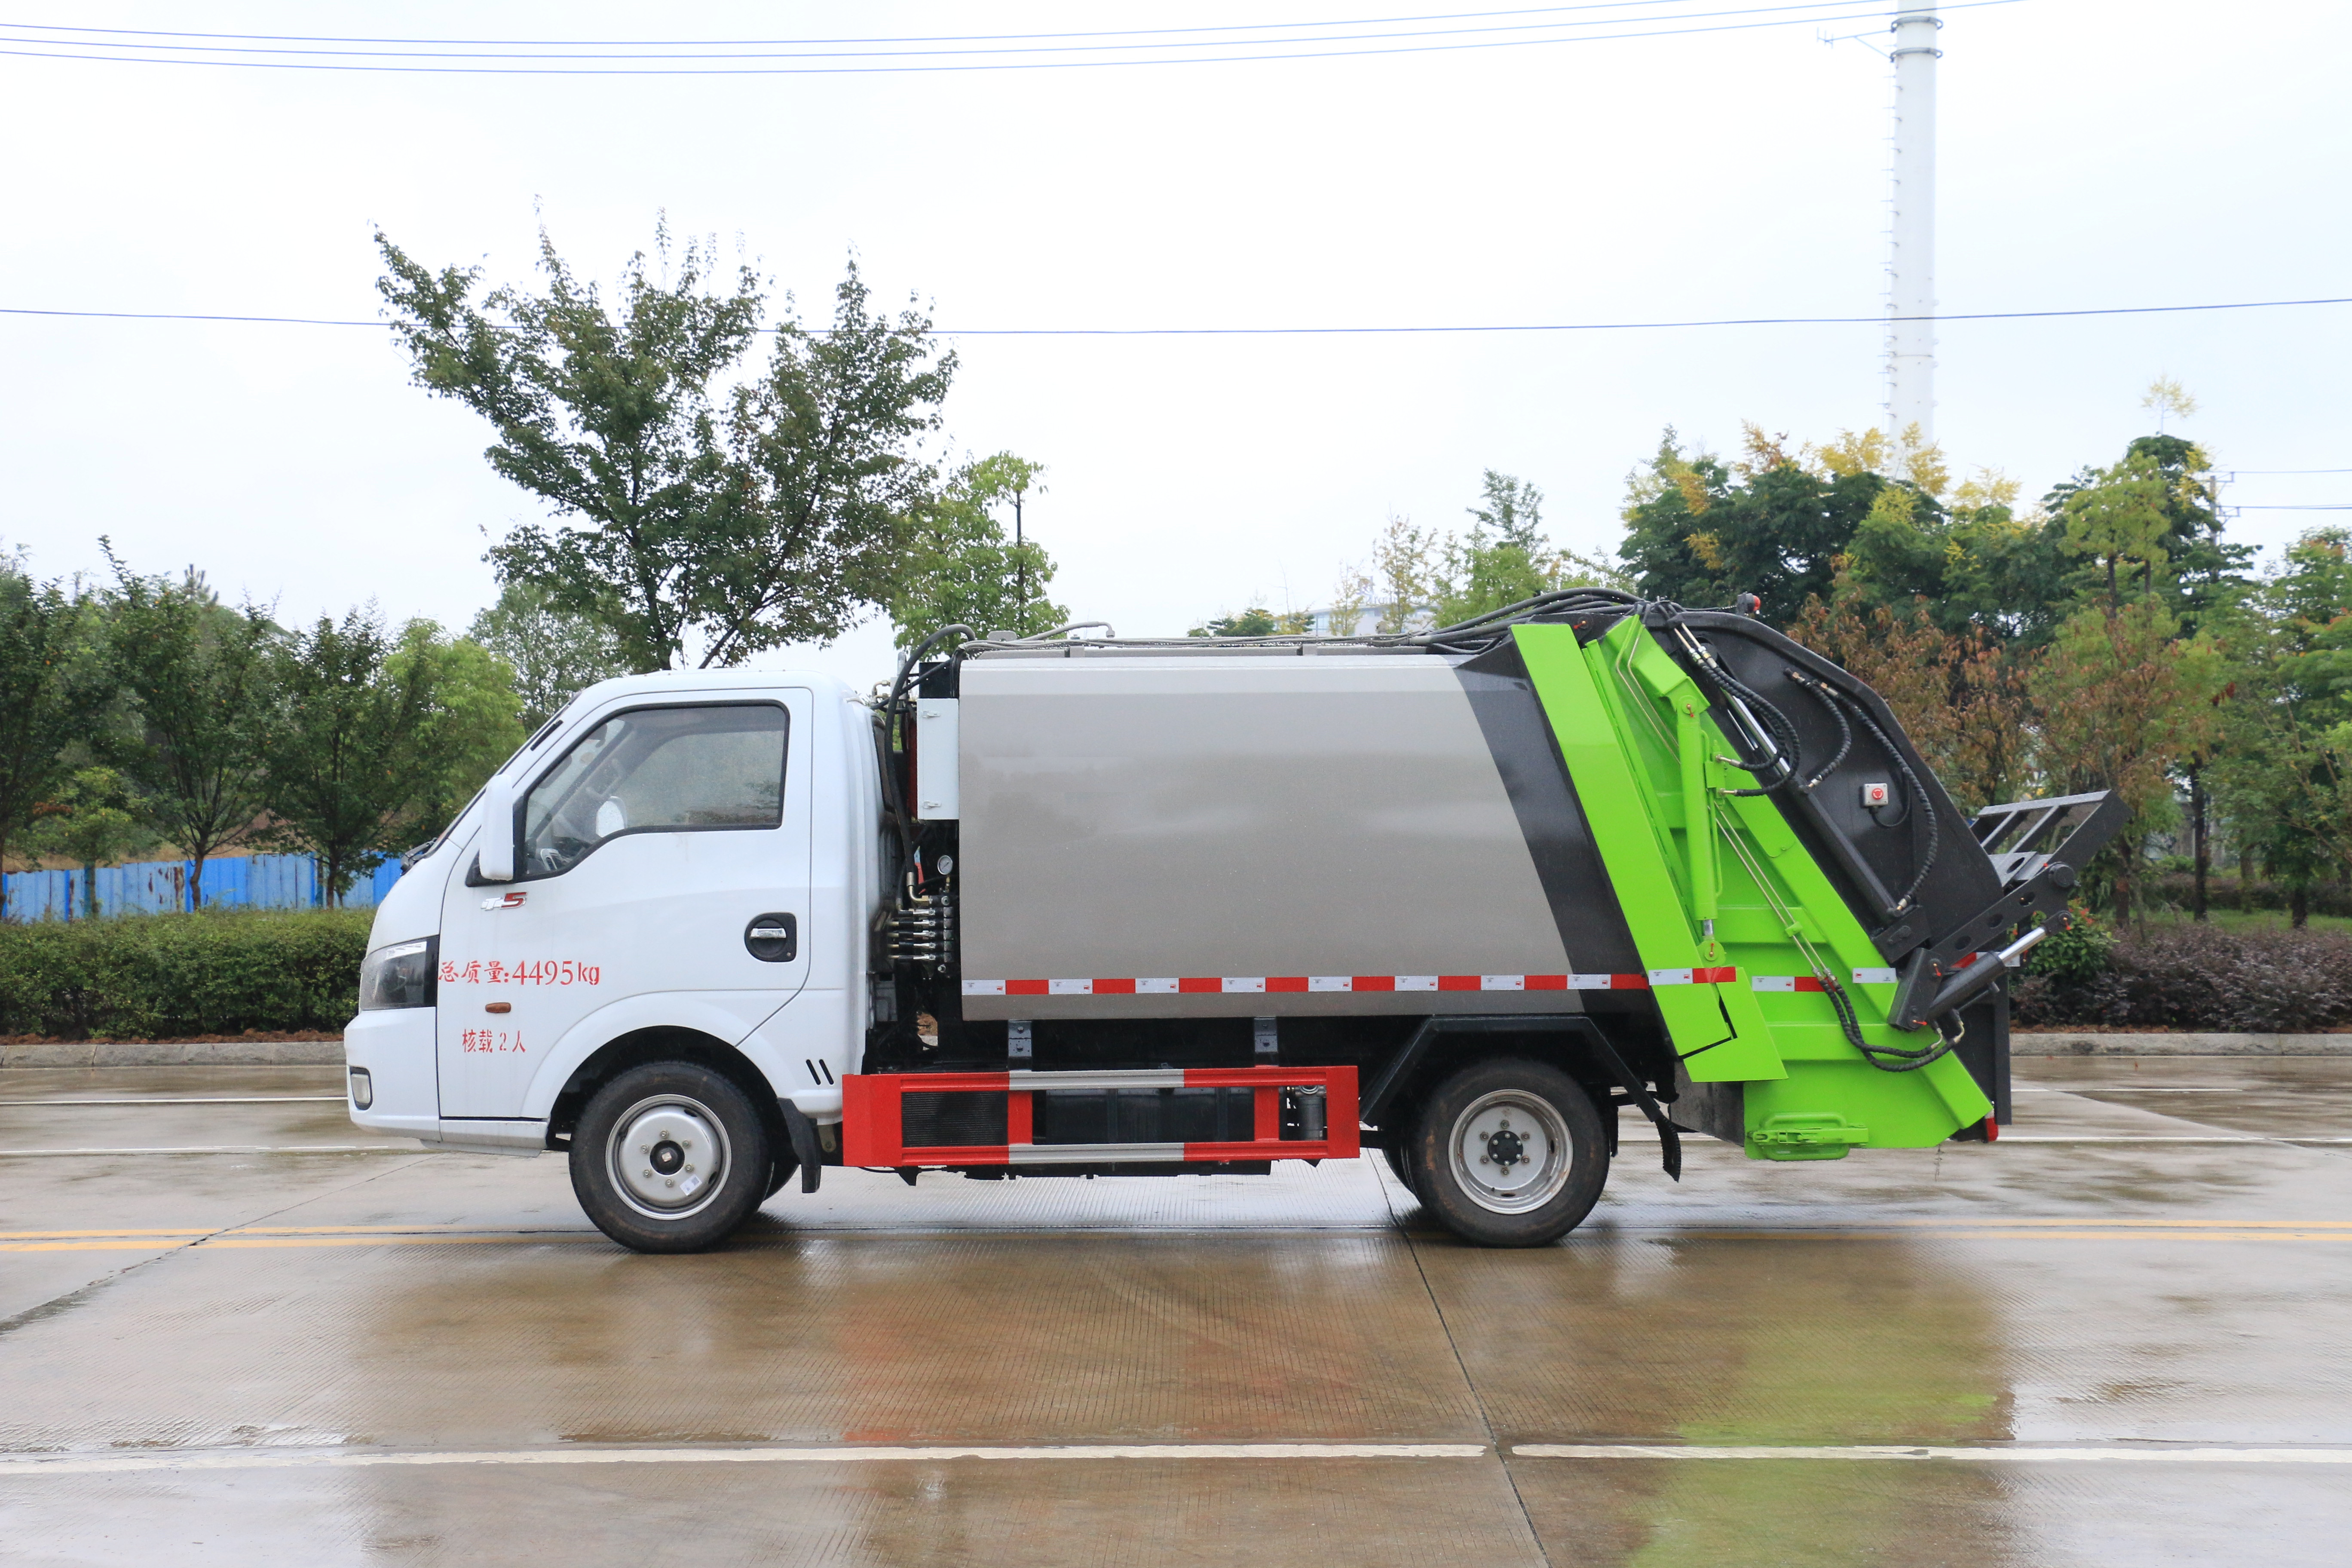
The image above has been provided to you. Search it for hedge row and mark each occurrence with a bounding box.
[0,908,373,1039]
[2014,921,2352,1033]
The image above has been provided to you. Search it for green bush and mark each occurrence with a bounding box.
[0,907,374,1039]
[2023,905,2114,985]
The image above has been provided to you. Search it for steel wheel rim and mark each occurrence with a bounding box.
[1448,1089,1571,1214]
[608,1093,732,1221]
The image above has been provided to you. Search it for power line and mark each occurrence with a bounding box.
[0,3,1735,48]
[2232,504,2352,511]
[0,1,2025,73]
[3,293,2347,336]
[2228,468,2352,476]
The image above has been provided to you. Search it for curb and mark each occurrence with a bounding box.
[0,1041,344,1068]
[2015,1032,2352,1057]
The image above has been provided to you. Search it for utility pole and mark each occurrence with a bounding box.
[1012,481,1028,634]
[1886,5,1942,446]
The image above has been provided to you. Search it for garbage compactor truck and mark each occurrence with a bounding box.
[343,589,2120,1252]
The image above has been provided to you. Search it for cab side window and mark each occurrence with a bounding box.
[517,703,787,880]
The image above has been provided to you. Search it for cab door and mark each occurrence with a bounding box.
[436,692,813,1119]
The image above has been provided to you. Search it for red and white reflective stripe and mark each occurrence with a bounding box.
[962,970,1739,997]
[1647,967,1737,986]
[1752,968,1902,992]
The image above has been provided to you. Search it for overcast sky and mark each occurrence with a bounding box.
[3,0,2346,684]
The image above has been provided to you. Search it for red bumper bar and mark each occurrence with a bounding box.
[841,1065,1360,1168]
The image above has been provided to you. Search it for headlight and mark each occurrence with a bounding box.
[359,937,439,1011]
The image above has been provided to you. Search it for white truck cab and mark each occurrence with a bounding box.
[344,669,883,1249]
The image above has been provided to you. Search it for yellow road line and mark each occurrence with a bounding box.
[200,1233,606,1249]
[0,1229,213,1240]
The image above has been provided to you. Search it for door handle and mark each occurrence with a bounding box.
[745,913,798,962]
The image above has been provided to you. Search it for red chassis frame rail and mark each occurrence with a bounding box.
[841,1065,1361,1168]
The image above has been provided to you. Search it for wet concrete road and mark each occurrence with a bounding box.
[2,1058,2348,1566]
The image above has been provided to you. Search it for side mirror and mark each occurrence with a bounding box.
[477,771,518,882]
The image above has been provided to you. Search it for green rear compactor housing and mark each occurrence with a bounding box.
[1518,619,1994,1159]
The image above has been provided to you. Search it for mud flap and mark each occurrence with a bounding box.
[778,1100,825,1194]
[1584,1028,1683,1182]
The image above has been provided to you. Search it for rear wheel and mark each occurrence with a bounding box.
[570,1062,772,1253]
[1408,1059,1608,1247]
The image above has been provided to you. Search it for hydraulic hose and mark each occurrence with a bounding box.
[1786,671,1853,793]
[1709,660,1804,795]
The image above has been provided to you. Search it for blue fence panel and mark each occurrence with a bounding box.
[1,852,404,922]
[0,868,72,922]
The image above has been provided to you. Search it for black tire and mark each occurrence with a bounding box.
[1407,1058,1608,1247]
[570,1062,772,1253]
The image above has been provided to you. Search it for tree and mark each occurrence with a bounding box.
[379,221,761,673]
[258,608,450,904]
[0,558,110,921]
[395,622,527,836]
[2210,529,2352,925]
[1468,470,1545,553]
[2043,435,2249,636]
[704,263,957,663]
[888,453,1068,646]
[23,766,152,919]
[1619,428,1891,617]
[1188,606,1289,637]
[1838,471,2073,645]
[379,220,955,671]
[2141,375,2198,432]
[1323,564,1375,637]
[468,580,628,729]
[1372,516,1438,634]
[2030,600,2224,920]
[101,550,279,909]
[1320,480,1629,639]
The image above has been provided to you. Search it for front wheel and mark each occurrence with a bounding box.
[1408,1059,1608,1247]
[570,1062,772,1253]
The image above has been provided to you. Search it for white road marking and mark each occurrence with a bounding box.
[2019,1087,2291,1094]
[0,1145,421,1157]
[1997,1136,2352,1146]
[0,1097,346,1106]
[6,1441,2349,1478]
[0,1443,1489,1476]
[1512,1444,2352,1464]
